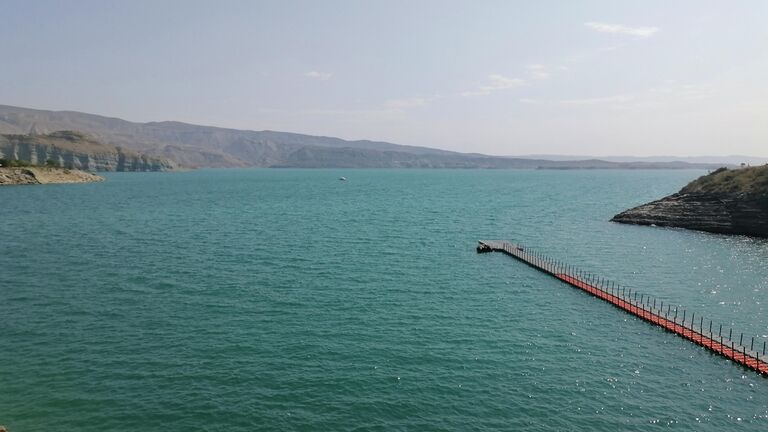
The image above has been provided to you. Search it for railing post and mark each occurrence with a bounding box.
[699,317,704,342]
[698,317,702,340]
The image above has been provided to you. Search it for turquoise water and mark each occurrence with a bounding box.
[1,169,767,431]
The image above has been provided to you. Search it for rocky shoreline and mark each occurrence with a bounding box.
[0,167,104,185]
[611,166,768,238]
[611,192,768,237]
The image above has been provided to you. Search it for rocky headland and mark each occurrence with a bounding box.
[611,166,768,238]
[0,166,103,185]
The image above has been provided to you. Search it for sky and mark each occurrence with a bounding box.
[1,0,767,156]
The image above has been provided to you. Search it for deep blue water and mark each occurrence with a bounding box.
[1,169,767,431]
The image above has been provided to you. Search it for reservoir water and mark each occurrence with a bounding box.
[1,169,767,431]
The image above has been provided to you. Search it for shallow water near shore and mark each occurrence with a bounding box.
[2,169,768,431]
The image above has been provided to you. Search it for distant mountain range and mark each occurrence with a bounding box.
[0,104,743,170]
[519,154,768,165]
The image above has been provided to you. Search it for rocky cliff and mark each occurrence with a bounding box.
[612,166,768,237]
[0,131,175,171]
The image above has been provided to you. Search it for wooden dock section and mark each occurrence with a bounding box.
[478,240,768,376]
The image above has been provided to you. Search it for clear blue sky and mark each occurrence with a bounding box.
[2,0,767,156]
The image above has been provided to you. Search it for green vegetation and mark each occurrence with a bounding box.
[0,158,33,167]
[681,165,768,195]
[0,158,62,169]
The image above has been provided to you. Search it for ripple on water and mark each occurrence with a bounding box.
[1,169,768,431]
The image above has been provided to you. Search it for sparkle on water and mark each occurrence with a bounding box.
[1,169,767,431]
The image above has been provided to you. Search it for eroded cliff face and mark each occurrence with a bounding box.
[611,192,768,238]
[0,132,175,171]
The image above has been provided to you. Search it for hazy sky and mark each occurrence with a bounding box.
[2,0,767,156]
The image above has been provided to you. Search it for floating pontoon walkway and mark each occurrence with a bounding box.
[478,240,768,376]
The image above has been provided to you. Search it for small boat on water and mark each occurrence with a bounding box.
[339,177,347,181]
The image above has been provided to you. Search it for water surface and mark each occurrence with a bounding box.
[1,169,767,431]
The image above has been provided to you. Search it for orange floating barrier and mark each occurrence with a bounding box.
[478,240,768,376]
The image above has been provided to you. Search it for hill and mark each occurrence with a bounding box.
[611,165,768,237]
[0,104,730,170]
[679,166,768,195]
